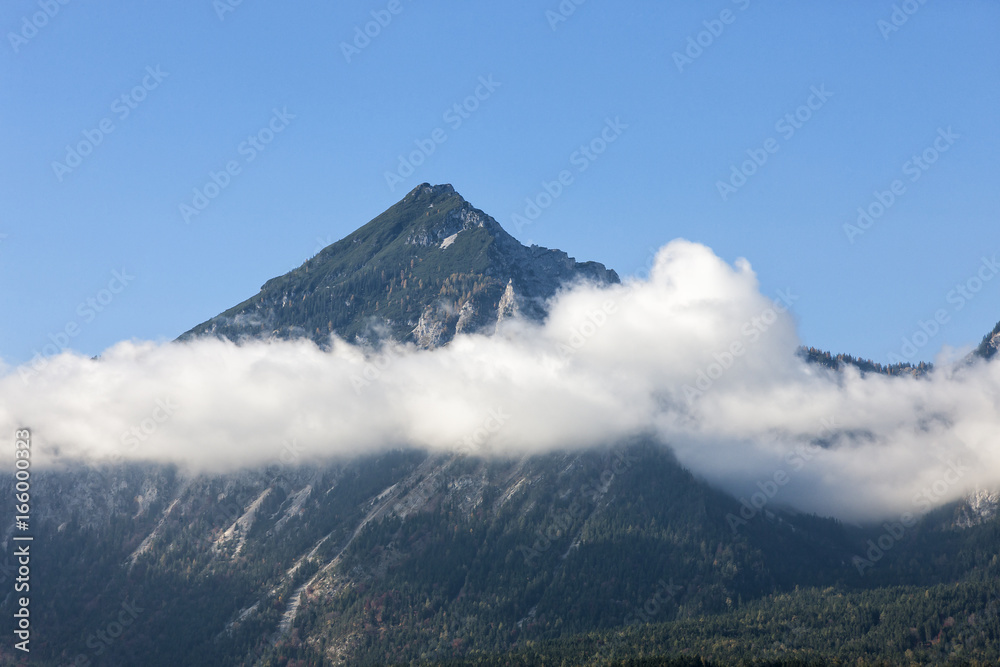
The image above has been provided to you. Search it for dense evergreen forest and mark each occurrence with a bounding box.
[6,442,997,666]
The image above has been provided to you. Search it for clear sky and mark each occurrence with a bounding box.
[1,0,998,368]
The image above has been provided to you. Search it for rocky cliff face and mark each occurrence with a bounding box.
[182,183,618,349]
[954,488,1000,528]
[978,328,1000,360]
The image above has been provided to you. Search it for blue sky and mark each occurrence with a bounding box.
[1,0,998,368]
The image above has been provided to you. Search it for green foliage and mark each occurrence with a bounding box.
[799,346,928,376]
[5,444,1000,666]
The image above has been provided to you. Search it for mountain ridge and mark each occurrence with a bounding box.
[181,183,619,349]
[182,182,1000,372]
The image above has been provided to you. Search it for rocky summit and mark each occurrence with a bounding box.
[182,183,619,349]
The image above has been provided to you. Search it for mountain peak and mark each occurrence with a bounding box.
[183,185,618,348]
[389,182,513,251]
[405,182,457,198]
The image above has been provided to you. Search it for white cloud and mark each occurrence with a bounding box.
[2,239,998,523]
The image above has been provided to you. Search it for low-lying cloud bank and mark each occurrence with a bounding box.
[2,240,998,523]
